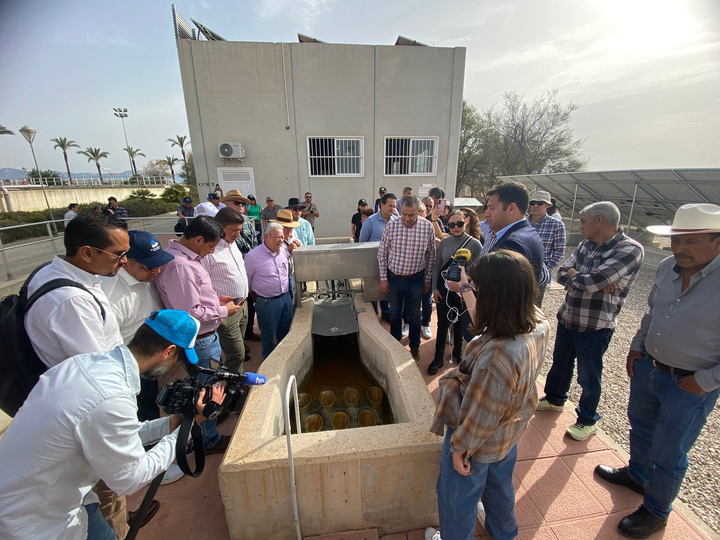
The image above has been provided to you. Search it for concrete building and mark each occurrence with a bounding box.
[175,31,465,237]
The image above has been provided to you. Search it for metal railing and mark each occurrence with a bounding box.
[1,176,174,188]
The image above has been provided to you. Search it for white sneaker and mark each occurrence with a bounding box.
[424,527,441,540]
[477,500,486,527]
[402,324,410,337]
[161,464,184,485]
[422,326,432,339]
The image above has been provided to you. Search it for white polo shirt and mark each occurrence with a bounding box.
[24,256,123,368]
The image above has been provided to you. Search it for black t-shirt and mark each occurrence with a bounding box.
[351,212,363,242]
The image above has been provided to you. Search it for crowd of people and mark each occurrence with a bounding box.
[2,181,718,540]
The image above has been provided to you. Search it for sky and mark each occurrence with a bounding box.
[0,0,718,177]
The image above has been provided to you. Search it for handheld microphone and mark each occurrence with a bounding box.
[446,248,472,282]
[238,372,267,385]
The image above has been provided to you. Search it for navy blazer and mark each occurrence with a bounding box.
[491,219,547,285]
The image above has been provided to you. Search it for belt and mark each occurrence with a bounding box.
[258,292,289,300]
[197,330,217,340]
[652,359,695,377]
[389,270,423,280]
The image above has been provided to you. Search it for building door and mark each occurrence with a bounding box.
[217,167,255,197]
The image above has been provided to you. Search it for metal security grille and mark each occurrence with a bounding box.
[307,137,363,177]
[384,137,438,176]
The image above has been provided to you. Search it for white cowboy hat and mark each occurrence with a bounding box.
[647,203,720,236]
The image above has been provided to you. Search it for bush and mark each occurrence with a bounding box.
[160,184,188,203]
[128,189,157,201]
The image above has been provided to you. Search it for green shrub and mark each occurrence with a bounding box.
[128,188,157,201]
[160,184,188,203]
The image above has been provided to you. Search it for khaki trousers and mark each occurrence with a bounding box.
[217,301,249,373]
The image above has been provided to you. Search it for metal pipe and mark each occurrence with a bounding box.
[281,42,291,130]
[569,182,579,233]
[0,185,12,212]
[283,376,303,540]
[627,183,639,232]
[0,236,13,281]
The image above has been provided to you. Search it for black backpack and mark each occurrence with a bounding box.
[0,264,105,417]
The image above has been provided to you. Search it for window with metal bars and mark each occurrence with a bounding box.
[384,137,438,176]
[307,137,364,177]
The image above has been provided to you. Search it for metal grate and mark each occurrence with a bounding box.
[384,137,438,176]
[307,137,363,177]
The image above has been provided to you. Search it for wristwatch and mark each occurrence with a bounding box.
[202,401,221,420]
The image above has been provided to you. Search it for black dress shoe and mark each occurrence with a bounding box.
[594,465,645,495]
[127,499,160,529]
[427,358,443,375]
[245,332,261,341]
[618,505,667,538]
[381,313,391,322]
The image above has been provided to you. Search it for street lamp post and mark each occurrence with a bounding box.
[113,107,134,177]
[19,125,57,233]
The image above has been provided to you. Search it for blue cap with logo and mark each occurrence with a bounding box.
[207,193,220,200]
[182,197,192,204]
[127,231,174,269]
[144,310,200,364]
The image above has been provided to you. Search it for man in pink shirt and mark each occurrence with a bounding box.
[155,216,239,455]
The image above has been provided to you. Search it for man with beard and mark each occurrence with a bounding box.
[0,310,225,540]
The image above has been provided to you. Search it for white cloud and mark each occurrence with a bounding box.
[255,0,335,31]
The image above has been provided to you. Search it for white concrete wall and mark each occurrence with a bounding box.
[0,187,167,213]
[177,39,465,238]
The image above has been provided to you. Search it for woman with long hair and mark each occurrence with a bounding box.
[459,206,482,241]
[428,250,550,540]
[428,210,482,375]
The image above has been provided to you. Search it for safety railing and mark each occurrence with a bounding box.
[283,375,303,540]
[0,176,173,188]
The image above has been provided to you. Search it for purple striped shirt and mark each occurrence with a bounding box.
[154,240,228,334]
[244,242,290,298]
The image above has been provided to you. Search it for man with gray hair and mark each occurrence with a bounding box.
[538,201,644,441]
[244,222,293,359]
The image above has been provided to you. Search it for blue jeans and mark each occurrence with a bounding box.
[422,289,433,327]
[194,332,222,450]
[544,322,613,425]
[387,271,424,349]
[85,503,117,540]
[627,357,719,519]
[255,292,294,358]
[371,300,391,317]
[437,428,518,540]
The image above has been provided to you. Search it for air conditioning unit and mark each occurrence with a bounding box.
[219,142,245,159]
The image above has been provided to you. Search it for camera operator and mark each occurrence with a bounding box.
[0,310,224,540]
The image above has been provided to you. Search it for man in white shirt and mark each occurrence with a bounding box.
[63,203,79,227]
[201,208,250,373]
[0,309,223,540]
[25,213,128,369]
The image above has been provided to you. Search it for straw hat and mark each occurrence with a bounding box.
[220,189,250,204]
[271,209,300,228]
[647,203,720,236]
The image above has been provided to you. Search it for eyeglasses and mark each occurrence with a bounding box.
[130,259,160,273]
[447,221,465,228]
[230,200,244,206]
[529,201,546,206]
[92,247,128,261]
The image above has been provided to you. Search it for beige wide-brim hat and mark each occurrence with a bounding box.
[220,189,251,204]
[647,203,720,236]
[530,190,552,204]
[271,209,300,228]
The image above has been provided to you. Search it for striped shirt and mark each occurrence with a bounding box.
[557,228,644,332]
[530,214,567,271]
[201,239,249,300]
[377,217,436,282]
[431,314,550,462]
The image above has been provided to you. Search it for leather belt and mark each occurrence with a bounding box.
[196,330,216,340]
[258,292,288,300]
[389,270,423,280]
[652,359,695,377]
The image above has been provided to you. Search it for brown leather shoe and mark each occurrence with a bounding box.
[245,332,261,341]
[127,499,160,529]
[204,435,231,455]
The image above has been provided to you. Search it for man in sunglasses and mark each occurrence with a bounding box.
[24,213,128,370]
[528,190,566,306]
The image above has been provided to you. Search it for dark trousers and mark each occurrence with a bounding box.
[387,270,424,349]
[434,291,463,361]
[245,294,256,338]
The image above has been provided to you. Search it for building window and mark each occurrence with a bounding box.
[308,137,364,177]
[384,137,438,176]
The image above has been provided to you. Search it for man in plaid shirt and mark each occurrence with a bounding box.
[378,195,436,361]
[538,201,644,441]
[529,190,566,306]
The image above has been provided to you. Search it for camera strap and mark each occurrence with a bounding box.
[175,400,205,477]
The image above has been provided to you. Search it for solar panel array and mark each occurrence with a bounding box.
[499,169,720,232]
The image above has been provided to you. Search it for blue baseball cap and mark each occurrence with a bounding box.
[145,310,200,364]
[182,197,192,203]
[127,231,174,269]
[207,193,220,200]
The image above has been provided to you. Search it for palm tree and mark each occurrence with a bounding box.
[77,147,110,181]
[0,125,13,135]
[167,135,189,171]
[163,155,180,181]
[124,146,146,177]
[51,137,80,183]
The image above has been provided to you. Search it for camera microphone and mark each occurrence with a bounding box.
[238,372,266,385]
[446,248,472,282]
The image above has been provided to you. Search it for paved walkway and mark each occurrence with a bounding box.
[126,310,713,540]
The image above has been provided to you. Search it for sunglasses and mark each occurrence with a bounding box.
[230,200,245,206]
[92,247,128,261]
[529,201,547,206]
[448,221,465,228]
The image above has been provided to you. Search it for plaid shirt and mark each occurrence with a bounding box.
[531,214,566,271]
[377,217,436,281]
[557,228,644,332]
[431,315,550,461]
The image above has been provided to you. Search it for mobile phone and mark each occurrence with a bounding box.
[233,298,244,306]
[438,199,447,214]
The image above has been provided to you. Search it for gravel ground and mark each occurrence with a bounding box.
[540,263,720,534]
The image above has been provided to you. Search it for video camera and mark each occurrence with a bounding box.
[446,248,472,282]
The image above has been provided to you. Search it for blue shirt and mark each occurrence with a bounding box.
[296,217,315,246]
[359,212,397,242]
